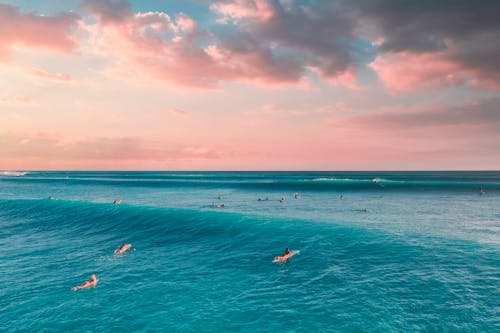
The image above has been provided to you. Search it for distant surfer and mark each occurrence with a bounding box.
[72,274,98,291]
[340,194,344,200]
[280,196,286,203]
[213,203,226,208]
[294,192,299,199]
[273,247,299,262]
[479,186,485,195]
[114,199,122,205]
[114,243,132,254]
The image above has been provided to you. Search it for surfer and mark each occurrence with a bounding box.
[280,196,286,203]
[114,243,132,254]
[274,247,298,262]
[114,199,122,205]
[479,186,485,195]
[294,192,299,199]
[213,203,226,208]
[72,274,98,291]
[340,194,344,200]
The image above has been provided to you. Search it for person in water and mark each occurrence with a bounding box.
[282,247,291,256]
[72,274,98,291]
[114,243,132,254]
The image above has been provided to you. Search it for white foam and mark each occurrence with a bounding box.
[0,171,27,176]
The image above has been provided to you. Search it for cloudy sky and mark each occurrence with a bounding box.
[1,0,499,170]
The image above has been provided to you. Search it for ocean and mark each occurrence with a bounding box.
[1,171,499,332]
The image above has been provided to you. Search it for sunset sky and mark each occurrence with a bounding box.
[1,0,499,170]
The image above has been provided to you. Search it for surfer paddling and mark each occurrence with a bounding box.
[114,243,132,254]
[72,274,98,291]
[273,247,299,262]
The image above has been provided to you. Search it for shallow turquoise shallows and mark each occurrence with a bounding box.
[1,171,499,332]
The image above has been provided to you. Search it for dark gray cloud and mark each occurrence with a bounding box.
[349,0,500,86]
[210,0,500,87]
[212,0,372,79]
[352,0,499,52]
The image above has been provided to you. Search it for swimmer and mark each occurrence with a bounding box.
[72,274,98,291]
[113,199,122,205]
[114,243,132,254]
[217,195,222,200]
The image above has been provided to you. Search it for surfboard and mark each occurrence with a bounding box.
[273,250,300,263]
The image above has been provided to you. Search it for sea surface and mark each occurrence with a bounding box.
[1,171,499,332]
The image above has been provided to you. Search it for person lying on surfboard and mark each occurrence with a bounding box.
[274,248,296,262]
[114,243,132,254]
[72,274,98,291]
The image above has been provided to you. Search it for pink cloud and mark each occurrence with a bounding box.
[261,104,282,113]
[15,96,31,104]
[27,67,72,81]
[169,108,188,116]
[370,52,466,91]
[0,134,223,170]
[78,0,367,89]
[210,0,275,23]
[371,51,500,91]
[0,4,79,59]
[323,99,500,166]
[82,6,303,88]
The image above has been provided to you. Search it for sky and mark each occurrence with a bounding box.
[0,0,499,170]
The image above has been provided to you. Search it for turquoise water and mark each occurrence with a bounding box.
[1,171,499,332]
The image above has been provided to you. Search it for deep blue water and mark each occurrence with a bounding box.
[1,171,499,332]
